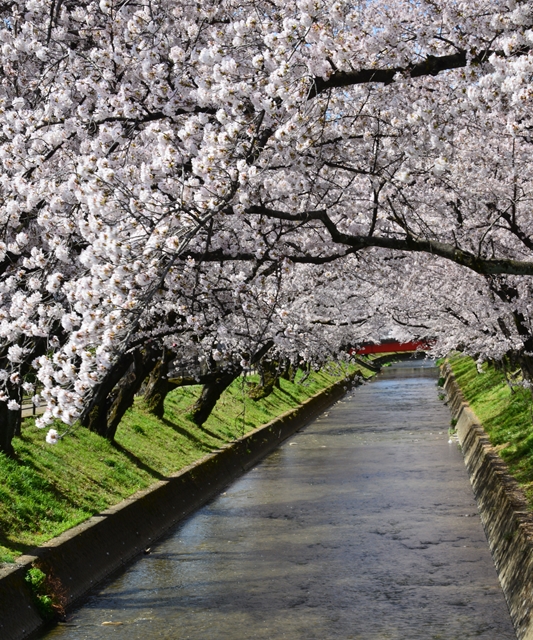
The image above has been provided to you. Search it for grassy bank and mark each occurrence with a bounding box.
[448,354,533,507]
[0,363,365,564]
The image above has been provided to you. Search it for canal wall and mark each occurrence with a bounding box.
[443,364,533,640]
[0,371,360,640]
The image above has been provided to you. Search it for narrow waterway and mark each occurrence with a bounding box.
[41,362,516,639]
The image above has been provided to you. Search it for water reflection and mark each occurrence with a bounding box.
[40,363,516,640]
[379,357,440,378]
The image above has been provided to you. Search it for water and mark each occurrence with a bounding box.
[40,362,516,639]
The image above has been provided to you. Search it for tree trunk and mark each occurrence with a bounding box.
[297,361,312,384]
[80,347,158,440]
[489,279,533,382]
[80,353,132,437]
[105,349,160,440]
[189,370,240,426]
[0,405,19,457]
[12,383,22,437]
[0,382,22,457]
[249,358,279,400]
[143,348,175,418]
[279,358,297,383]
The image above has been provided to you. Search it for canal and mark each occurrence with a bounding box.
[41,361,516,639]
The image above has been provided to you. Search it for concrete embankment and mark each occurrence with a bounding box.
[443,364,533,640]
[0,371,359,640]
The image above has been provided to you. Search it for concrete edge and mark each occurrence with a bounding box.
[0,371,360,640]
[443,363,533,640]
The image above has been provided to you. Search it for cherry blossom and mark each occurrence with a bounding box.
[0,0,532,452]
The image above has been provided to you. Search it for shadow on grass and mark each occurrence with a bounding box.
[161,417,221,451]
[4,446,109,518]
[274,386,306,406]
[112,442,167,481]
[10,451,113,513]
[0,532,36,558]
[196,424,228,442]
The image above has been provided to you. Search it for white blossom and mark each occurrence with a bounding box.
[45,429,59,445]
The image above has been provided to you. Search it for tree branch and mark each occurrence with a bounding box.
[247,205,533,275]
[308,49,501,98]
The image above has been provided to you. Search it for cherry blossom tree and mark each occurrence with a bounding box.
[0,0,532,453]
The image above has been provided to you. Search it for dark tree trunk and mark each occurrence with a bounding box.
[80,346,159,441]
[80,353,133,437]
[0,403,15,457]
[189,370,240,426]
[297,361,312,384]
[249,358,279,400]
[288,363,298,383]
[12,384,22,437]
[279,358,297,383]
[0,405,18,457]
[105,348,161,440]
[143,348,176,418]
[489,278,533,381]
[0,382,22,457]
[0,339,51,456]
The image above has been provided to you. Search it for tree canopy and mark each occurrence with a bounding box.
[1,0,533,451]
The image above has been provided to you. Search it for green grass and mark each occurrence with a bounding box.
[449,354,533,506]
[0,363,365,564]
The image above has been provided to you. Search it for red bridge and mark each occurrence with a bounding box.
[351,339,434,355]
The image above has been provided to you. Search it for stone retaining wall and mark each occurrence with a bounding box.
[443,364,533,640]
[0,372,358,640]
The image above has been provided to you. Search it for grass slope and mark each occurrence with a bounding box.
[449,354,533,506]
[0,364,362,564]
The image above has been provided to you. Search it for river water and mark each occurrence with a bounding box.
[41,361,516,639]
